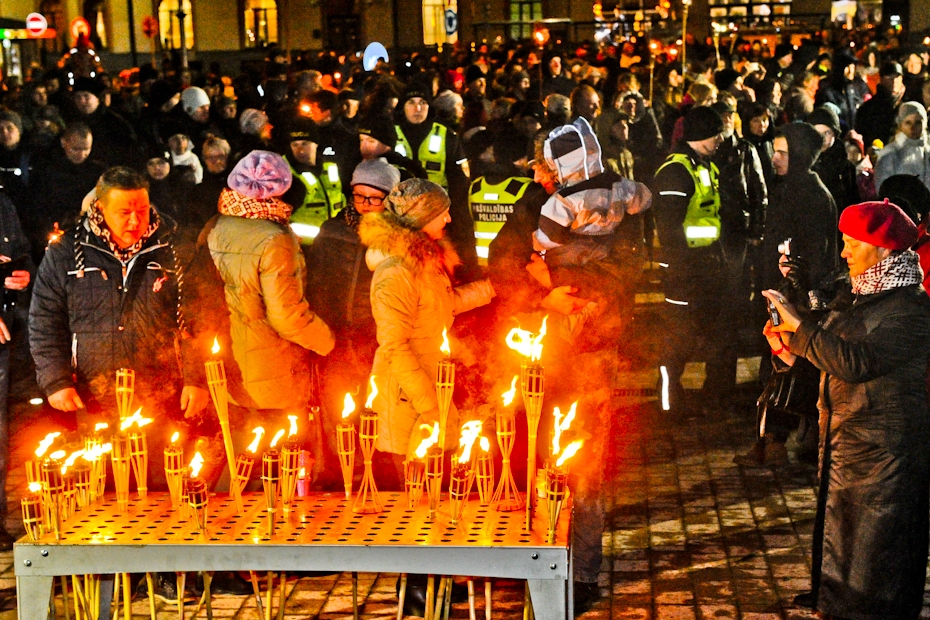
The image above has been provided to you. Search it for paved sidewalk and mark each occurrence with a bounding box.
[1,376,925,619]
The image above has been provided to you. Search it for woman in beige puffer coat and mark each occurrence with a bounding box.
[359,179,494,485]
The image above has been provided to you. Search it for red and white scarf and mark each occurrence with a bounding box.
[87,203,160,262]
[851,250,923,296]
[217,188,292,225]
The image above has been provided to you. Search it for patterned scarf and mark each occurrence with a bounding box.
[87,202,161,262]
[342,204,362,230]
[217,188,292,225]
[851,250,923,296]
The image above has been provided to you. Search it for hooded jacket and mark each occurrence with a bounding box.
[535,117,650,252]
[359,213,493,455]
[874,109,930,190]
[762,123,838,290]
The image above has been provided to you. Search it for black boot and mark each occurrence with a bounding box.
[793,590,815,608]
[209,572,254,596]
[574,581,600,615]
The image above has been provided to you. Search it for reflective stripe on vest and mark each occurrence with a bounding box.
[396,122,448,188]
[468,176,532,260]
[656,153,721,248]
[321,161,345,212]
[288,159,333,244]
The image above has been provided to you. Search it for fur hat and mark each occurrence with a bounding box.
[227,150,292,199]
[683,106,724,142]
[384,178,450,230]
[839,199,918,250]
[352,158,400,194]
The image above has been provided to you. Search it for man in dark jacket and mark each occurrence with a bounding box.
[855,61,906,148]
[67,77,140,167]
[29,167,209,468]
[815,52,869,129]
[307,158,400,487]
[808,106,859,217]
[29,123,106,260]
[766,200,930,620]
[762,122,838,291]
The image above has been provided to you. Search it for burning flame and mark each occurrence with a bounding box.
[120,408,153,431]
[551,401,578,456]
[94,423,108,433]
[414,422,440,459]
[36,432,61,457]
[50,450,66,461]
[211,336,220,355]
[480,436,490,452]
[189,452,204,478]
[61,450,86,475]
[28,482,42,494]
[288,415,298,437]
[501,376,518,407]
[298,467,306,478]
[365,376,378,409]
[505,316,547,362]
[342,393,356,419]
[170,431,180,444]
[555,440,584,468]
[270,429,285,448]
[82,443,112,462]
[247,427,265,453]
[440,328,451,356]
[458,421,483,463]
[300,103,311,114]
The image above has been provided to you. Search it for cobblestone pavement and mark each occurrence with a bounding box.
[1,370,927,620]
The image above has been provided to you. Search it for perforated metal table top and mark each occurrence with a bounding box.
[23,491,571,547]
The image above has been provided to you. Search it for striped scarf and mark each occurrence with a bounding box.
[851,250,923,296]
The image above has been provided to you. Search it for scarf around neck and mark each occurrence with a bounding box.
[851,250,923,296]
[217,188,292,225]
[87,203,161,262]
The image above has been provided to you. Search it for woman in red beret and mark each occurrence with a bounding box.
[765,199,930,620]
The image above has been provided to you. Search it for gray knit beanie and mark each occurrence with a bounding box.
[0,110,22,133]
[384,178,450,230]
[351,158,400,194]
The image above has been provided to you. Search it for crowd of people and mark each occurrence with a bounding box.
[0,27,926,617]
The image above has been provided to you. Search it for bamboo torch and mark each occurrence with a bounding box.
[492,376,524,512]
[354,377,382,514]
[186,452,208,534]
[206,337,243,513]
[546,440,583,543]
[110,434,131,514]
[449,421,482,526]
[164,432,184,510]
[280,415,300,516]
[115,368,135,424]
[235,427,264,498]
[437,329,455,454]
[21,482,44,541]
[122,408,153,500]
[262,429,285,537]
[406,422,439,510]
[336,393,357,499]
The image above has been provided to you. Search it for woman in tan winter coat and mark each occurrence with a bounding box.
[359,178,494,488]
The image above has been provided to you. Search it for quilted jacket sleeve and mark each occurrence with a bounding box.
[259,231,335,355]
[371,261,439,415]
[28,241,75,396]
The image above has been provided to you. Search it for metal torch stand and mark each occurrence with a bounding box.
[14,492,574,620]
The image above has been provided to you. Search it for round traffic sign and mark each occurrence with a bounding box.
[70,16,90,39]
[26,13,47,37]
[444,9,458,36]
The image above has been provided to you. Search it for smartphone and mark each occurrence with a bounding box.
[767,298,782,326]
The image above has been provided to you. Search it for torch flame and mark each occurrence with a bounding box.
[365,376,378,409]
[458,420,483,463]
[35,432,61,457]
[50,450,66,461]
[551,401,578,456]
[298,467,306,478]
[480,436,490,452]
[83,443,113,461]
[501,376,518,407]
[94,423,108,432]
[120,408,153,431]
[440,328,451,356]
[211,336,220,355]
[555,440,584,468]
[287,415,298,437]
[28,482,42,494]
[505,316,547,362]
[270,429,285,448]
[247,427,265,453]
[342,393,356,419]
[414,422,440,459]
[189,452,204,478]
[170,431,180,444]
[61,450,86,475]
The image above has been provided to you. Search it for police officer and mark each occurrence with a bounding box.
[651,106,728,416]
[281,118,342,244]
[395,83,478,276]
[466,130,532,262]
[302,89,361,203]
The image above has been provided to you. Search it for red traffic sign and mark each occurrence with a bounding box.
[25,13,47,37]
[70,16,89,39]
[142,15,158,39]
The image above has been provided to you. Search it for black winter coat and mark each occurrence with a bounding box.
[713,133,768,243]
[812,140,859,214]
[29,215,204,414]
[854,86,899,148]
[791,283,930,620]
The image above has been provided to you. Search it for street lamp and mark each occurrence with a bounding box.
[681,0,691,71]
[175,3,188,68]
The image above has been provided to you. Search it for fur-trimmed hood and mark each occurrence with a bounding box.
[358,212,461,275]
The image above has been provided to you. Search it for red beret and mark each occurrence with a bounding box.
[838,199,918,250]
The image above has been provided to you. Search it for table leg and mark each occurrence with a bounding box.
[97,575,114,620]
[16,575,54,620]
[526,579,569,620]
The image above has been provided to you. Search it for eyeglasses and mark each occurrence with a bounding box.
[353,194,384,207]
